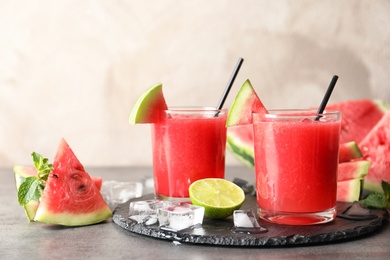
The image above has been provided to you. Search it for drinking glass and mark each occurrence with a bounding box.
[252,109,341,225]
[152,107,227,201]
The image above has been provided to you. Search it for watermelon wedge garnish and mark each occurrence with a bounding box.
[33,139,112,226]
[129,83,168,124]
[226,79,268,127]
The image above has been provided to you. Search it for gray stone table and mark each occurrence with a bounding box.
[1,166,389,259]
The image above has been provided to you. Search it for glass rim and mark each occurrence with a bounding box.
[165,106,228,113]
[252,109,341,119]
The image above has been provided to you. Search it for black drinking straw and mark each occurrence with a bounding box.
[315,75,339,121]
[216,57,244,110]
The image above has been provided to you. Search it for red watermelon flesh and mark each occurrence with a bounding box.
[359,110,390,194]
[337,160,370,182]
[226,79,268,126]
[337,179,362,202]
[326,99,389,144]
[338,141,363,163]
[34,139,112,226]
[14,166,105,222]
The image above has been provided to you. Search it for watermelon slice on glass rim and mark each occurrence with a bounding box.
[225,80,379,202]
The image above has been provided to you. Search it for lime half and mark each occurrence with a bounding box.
[189,178,245,219]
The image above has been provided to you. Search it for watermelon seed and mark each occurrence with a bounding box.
[78,185,86,191]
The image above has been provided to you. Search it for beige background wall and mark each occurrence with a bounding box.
[1,0,389,167]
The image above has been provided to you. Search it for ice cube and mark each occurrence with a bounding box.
[233,210,260,228]
[232,210,267,234]
[158,203,204,231]
[128,200,167,224]
[101,180,143,207]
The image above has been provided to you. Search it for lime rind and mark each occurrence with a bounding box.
[189,178,245,219]
[129,83,167,124]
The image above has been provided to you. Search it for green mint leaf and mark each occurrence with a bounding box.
[360,193,386,209]
[31,152,53,181]
[382,180,390,209]
[18,177,44,205]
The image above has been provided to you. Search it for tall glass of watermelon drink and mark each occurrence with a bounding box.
[253,109,341,225]
[152,107,227,200]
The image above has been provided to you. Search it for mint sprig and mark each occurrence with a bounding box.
[32,152,52,180]
[360,180,390,210]
[17,152,53,206]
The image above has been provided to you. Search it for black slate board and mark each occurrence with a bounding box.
[112,194,389,247]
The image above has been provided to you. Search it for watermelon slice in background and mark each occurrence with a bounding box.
[359,110,390,194]
[226,125,254,168]
[325,99,389,144]
[337,179,363,202]
[339,141,363,163]
[337,160,370,182]
[34,139,112,226]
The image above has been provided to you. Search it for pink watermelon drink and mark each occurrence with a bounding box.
[253,109,341,225]
[152,107,227,200]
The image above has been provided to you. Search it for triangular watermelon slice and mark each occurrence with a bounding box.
[326,99,389,143]
[14,166,104,222]
[34,139,112,226]
[226,79,268,127]
[359,110,390,194]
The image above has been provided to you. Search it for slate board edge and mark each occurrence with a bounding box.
[112,195,389,247]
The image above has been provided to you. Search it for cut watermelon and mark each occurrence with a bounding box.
[226,125,254,168]
[226,79,268,127]
[337,179,363,202]
[359,110,390,194]
[326,99,389,144]
[338,141,363,163]
[337,161,370,182]
[14,166,104,222]
[13,166,40,221]
[34,139,112,226]
[129,83,168,124]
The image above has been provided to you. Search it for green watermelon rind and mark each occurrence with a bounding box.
[338,141,363,163]
[128,83,167,124]
[34,206,112,226]
[226,135,254,168]
[337,160,370,182]
[337,179,362,202]
[33,139,113,226]
[13,166,40,222]
[226,79,268,127]
[373,99,390,113]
